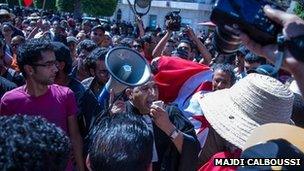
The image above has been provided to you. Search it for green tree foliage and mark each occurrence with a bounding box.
[34,0,56,10]
[0,0,8,3]
[56,0,75,12]
[6,0,19,6]
[294,2,304,20]
[81,0,117,17]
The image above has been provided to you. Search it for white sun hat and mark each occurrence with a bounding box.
[198,73,294,150]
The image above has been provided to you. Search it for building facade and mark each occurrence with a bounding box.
[112,0,215,33]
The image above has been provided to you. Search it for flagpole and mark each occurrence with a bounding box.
[42,0,46,10]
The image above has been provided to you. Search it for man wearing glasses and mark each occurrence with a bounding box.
[0,38,85,171]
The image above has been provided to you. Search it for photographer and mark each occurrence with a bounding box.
[152,12,212,65]
[239,5,304,96]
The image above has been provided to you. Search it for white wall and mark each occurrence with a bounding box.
[112,0,214,33]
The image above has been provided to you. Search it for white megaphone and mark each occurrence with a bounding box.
[98,47,151,108]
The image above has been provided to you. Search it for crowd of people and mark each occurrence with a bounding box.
[0,4,304,171]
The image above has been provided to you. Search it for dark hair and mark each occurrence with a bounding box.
[52,41,72,74]
[76,39,98,55]
[0,115,71,170]
[88,113,153,171]
[91,25,105,33]
[84,47,108,72]
[17,38,54,78]
[213,63,236,85]
[244,53,266,64]
[141,34,153,44]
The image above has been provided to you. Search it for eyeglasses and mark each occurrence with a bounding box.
[32,61,59,68]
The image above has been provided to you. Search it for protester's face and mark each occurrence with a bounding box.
[212,70,232,91]
[90,29,104,45]
[162,42,175,56]
[244,61,261,72]
[132,41,143,53]
[177,42,191,56]
[128,80,159,114]
[77,49,90,60]
[76,32,86,42]
[94,60,109,85]
[11,37,22,53]
[2,24,13,37]
[82,23,91,33]
[100,35,112,47]
[31,50,58,85]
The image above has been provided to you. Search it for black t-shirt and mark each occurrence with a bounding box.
[0,76,16,98]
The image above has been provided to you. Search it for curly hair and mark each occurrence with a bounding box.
[212,63,236,85]
[17,38,54,78]
[76,39,98,55]
[84,47,108,72]
[0,115,71,171]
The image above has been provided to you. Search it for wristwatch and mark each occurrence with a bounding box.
[169,128,179,140]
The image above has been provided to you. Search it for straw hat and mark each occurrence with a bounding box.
[198,73,294,149]
[243,123,304,151]
[0,9,15,20]
[241,123,304,170]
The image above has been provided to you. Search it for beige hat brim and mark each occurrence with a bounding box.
[199,89,292,150]
[243,123,304,152]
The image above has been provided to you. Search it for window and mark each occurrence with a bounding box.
[149,15,157,29]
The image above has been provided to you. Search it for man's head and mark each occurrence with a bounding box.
[76,32,87,42]
[11,35,25,54]
[17,38,58,85]
[177,39,192,59]
[77,39,98,59]
[52,41,72,75]
[212,64,236,91]
[0,115,71,170]
[1,22,13,38]
[126,78,159,114]
[90,25,105,45]
[0,9,15,23]
[141,34,157,54]
[82,20,92,33]
[132,39,144,53]
[84,47,109,85]
[87,113,153,171]
[244,53,265,72]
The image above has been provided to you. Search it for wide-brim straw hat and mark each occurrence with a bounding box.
[243,123,304,151]
[198,73,294,150]
[0,9,15,20]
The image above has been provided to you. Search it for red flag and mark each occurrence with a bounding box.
[153,56,212,103]
[24,0,33,7]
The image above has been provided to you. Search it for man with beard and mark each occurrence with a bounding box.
[82,47,109,97]
[0,39,85,171]
[52,41,101,148]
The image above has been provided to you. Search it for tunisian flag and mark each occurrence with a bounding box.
[153,56,213,147]
[24,0,33,7]
[153,56,212,103]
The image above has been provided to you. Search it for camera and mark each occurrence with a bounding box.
[210,0,283,54]
[165,10,182,31]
